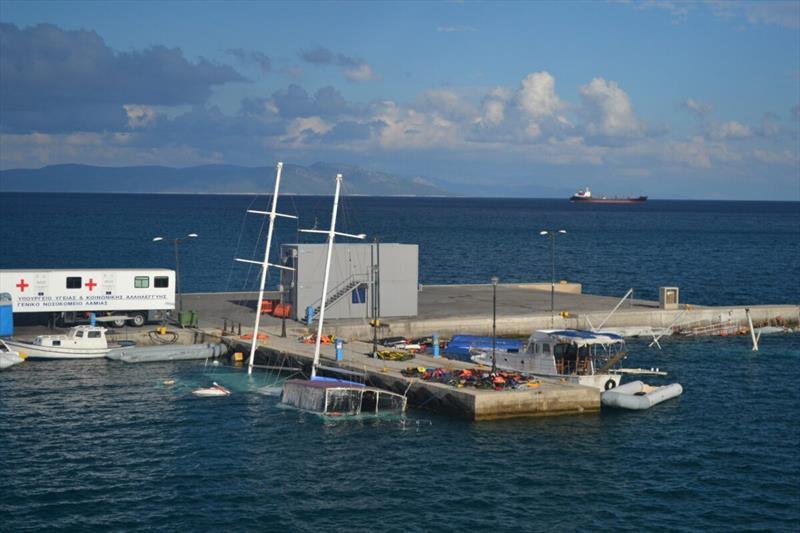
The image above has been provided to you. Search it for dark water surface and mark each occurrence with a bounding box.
[1,336,798,532]
[1,193,799,531]
[1,193,798,305]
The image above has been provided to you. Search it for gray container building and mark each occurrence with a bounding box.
[279,243,418,320]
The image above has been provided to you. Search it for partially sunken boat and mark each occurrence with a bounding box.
[0,339,26,370]
[279,173,407,416]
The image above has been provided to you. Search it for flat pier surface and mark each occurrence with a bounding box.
[181,284,798,339]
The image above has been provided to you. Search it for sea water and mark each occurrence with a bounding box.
[0,193,798,531]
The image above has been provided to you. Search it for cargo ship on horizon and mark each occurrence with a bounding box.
[570,187,647,204]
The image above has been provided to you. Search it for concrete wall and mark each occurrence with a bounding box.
[280,243,418,320]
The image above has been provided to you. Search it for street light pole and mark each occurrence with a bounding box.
[153,233,197,319]
[491,276,499,374]
[539,229,566,328]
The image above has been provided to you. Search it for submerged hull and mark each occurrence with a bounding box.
[282,378,407,416]
[0,352,26,369]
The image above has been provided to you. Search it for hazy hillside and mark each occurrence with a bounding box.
[0,162,450,196]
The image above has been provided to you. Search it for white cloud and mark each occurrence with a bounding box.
[745,1,800,29]
[753,148,798,165]
[282,116,333,145]
[710,120,752,140]
[343,62,377,82]
[579,77,641,138]
[517,71,566,120]
[419,89,476,120]
[476,87,511,127]
[124,104,157,128]
[683,98,712,117]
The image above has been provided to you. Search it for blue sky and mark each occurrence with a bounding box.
[1,0,798,199]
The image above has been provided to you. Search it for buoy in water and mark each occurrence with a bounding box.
[163,379,176,386]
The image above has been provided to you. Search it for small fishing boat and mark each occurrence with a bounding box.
[471,329,627,391]
[0,339,26,370]
[601,380,683,410]
[3,325,112,359]
[192,382,231,397]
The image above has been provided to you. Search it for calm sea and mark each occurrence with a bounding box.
[1,193,799,531]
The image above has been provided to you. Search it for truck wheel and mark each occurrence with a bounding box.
[128,312,146,327]
[111,317,127,328]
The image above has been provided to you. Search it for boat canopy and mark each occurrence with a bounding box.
[531,329,624,346]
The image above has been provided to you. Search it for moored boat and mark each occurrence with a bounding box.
[471,329,627,391]
[3,325,112,359]
[106,342,226,363]
[601,380,683,410]
[570,187,647,204]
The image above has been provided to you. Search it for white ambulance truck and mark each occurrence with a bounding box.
[0,269,176,327]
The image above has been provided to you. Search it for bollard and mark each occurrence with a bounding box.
[335,338,344,361]
[89,313,96,327]
[433,333,440,357]
[238,322,242,336]
[306,305,314,326]
[223,319,228,334]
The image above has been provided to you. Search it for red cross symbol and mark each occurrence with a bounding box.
[84,278,98,291]
[16,278,29,292]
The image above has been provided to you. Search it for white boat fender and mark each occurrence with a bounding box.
[601,380,683,410]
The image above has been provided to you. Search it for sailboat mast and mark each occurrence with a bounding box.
[311,173,342,379]
[247,162,284,375]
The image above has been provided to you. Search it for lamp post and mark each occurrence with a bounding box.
[153,233,197,317]
[279,283,287,338]
[539,229,566,328]
[491,276,499,374]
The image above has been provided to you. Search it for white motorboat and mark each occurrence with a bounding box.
[0,339,27,369]
[3,325,112,359]
[471,329,628,391]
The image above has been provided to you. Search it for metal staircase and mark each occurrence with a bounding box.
[311,274,369,320]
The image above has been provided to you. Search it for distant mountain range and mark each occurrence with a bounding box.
[0,162,579,197]
[0,162,451,196]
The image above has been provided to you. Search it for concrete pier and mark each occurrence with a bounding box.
[223,334,600,421]
[9,283,797,420]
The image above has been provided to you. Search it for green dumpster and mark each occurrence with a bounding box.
[190,310,199,327]
[179,310,193,327]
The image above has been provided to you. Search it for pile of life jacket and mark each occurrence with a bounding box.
[401,367,540,391]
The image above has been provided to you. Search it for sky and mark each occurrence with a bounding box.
[0,0,799,200]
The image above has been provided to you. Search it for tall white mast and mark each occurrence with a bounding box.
[234,162,297,375]
[300,173,365,379]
